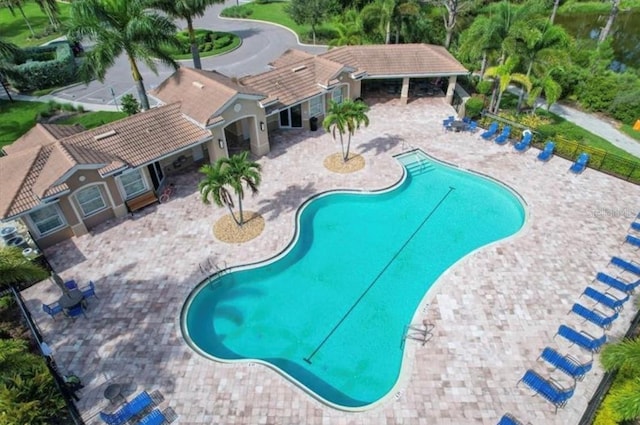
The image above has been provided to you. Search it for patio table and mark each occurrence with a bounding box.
[58,289,83,309]
[450,120,467,132]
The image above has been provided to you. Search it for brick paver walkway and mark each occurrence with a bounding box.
[22,97,640,425]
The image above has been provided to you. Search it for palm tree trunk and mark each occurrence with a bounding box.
[344,133,352,162]
[339,132,346,161]
[128,55,150,110]
[489,79,498,113]
[237,194,244,226]
[479,51,488,78]
[549,0,560,24]
[517,61,533,112]
[493,90,504,114]
[226,204,241,226]
[598,0,619,44]
[186,17,202,70]
[385,20,391,44]
[311,24,316,45]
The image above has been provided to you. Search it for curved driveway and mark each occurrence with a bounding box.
[52,0,327,108]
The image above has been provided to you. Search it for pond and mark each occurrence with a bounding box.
[555,10,640,70]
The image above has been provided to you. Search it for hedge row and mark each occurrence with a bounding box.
[5,44,77,92]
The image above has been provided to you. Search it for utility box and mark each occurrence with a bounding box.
[633,119,640,131]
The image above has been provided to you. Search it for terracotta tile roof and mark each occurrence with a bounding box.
[42,123,85,139]
[151,67,266,126]
[320,44,468,77]
[3,123,58,155]
[269,49,315,68]
[240,56,349,109]
[0,103,211,219]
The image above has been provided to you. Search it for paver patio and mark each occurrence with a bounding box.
[22,97,640,425]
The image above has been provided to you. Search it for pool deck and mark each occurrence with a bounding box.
[22,97,640,425]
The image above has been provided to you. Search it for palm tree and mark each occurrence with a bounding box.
[361,0,418,44]
[329,10,364,47]
[528,71,562,112]
[484,57,532,113]
[0,247,49,290]
[34,0,60,31]
[457,15,499,78]
[322,99,370,162]
[154,0,224,70]
[199,152,262,226]
[0,38,17,101]
[66,0,181,110]
[600,337,640,421]
[424,0,474,48]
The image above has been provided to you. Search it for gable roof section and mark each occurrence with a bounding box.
[151,67,266,126]
[0,103,211,219]
[269,49,315,69]
[320,44,468,77]
[240,56,350,110]
[3,123,86,156]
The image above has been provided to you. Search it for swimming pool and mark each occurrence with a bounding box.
[181,150,526,409]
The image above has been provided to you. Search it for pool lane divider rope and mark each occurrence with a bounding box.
[303,186,456,365]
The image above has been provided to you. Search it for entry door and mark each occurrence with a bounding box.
[147,162,164,191]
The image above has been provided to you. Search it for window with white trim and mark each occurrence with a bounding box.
[118,169,146,200]
[76,185,106,217]
[29,204,66,236]
[332,87,343,104]
[309,95,324,117]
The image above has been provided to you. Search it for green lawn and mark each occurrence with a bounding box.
[0,99,126,149]
[56,111,127,129]
[0,100,51,149]
[0,2,71,47]
[221,1,335,44]
[621,124,640,141]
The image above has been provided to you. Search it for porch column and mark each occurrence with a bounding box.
[400,77,410,105]
[445,75,457,104]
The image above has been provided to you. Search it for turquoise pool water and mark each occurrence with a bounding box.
[182,150,525,409]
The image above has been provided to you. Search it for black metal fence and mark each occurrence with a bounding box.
[480,112,640,185]
[10,286,85,425]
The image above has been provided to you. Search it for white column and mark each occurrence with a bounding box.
[445,76,457,104]
[400,77,410,105]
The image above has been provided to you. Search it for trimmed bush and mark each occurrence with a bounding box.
[464,96,484,118]
[609,88,640,125]
[476,80,493,95]
[5,44,77,92]
[221,5,253,18]
[214,36,231,49]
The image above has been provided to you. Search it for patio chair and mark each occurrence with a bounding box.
[480,122,499,139]
[580,286,629,312]
[497,413,525,425]
[99,391,154,425]
[467,121,478,133]
[569,152,589,174]
[80,281,98,301]
[594,272,639,294]
[624,234,640,249]
[100,410,128,425]
[136,409,166,425]
[517,369,575,413]
[537,141,555,162]
[442,117,453,130]
[64,279,78,290]
[630,221,640,232]
[65,304,86,319]
[42,302,63,320]
[514,131,532,152]
[495,125,512,145]
[569,303,619,330]
[609,256,640,277]
[554,324,606,353]
[539,346,593,381]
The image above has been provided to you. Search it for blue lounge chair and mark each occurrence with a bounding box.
[136,409,166,425]
[581,286,629,312]
[100,391,154,425]
[497,413,524,425]
[514,131,532,152]
[569,152,589,174]
[517,369,575,412]
[42,302,63,320]
[537,141,555,161]
[538,347,593,381]
[495,126,511,145]
[624,234,640,248]
[610,256,640,277]
[467,121,478,133]
[81,280,98,301]
[570,303,619,330]
[630,222,640,232]
[555,325,606,353]
[594,272,639,294]
[480,122,499,139]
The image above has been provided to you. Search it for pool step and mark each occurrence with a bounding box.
[405,160,434,175]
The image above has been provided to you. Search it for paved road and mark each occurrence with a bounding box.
[49,0,326,109]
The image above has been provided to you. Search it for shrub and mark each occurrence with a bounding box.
[464,96,484,118]
[476,80,493,95]
[120,94,140,116]
[5,44,77,92]
[578,74,618,112]
[609,88,640,125]
[221,5,253,18]
[214,36,231,49]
